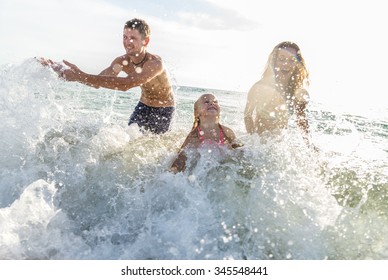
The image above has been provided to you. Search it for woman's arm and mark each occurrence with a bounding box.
[244,83,262,134]
[294,89,310,136]
[294,89,318,151]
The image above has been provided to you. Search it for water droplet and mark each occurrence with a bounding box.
[112,63,122,72]
[286,253,292,259]
[188,175,196,182]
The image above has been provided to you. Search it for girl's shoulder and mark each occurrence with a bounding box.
[219,124,234,133]
[220,125,243,148]
[181,128,201,148]
[219,124,237,140]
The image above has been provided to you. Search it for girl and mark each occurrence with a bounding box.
[170,93,242,173]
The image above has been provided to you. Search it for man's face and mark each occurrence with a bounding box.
[123,28,147,56]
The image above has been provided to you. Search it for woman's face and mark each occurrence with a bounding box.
[274,48,298,81]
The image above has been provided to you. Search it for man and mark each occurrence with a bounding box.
[40,18,175,134]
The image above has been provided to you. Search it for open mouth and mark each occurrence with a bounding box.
[280,70,290,75]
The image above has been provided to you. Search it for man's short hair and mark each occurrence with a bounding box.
[124,18,151,39]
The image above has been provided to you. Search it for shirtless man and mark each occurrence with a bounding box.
[40,18,175,134]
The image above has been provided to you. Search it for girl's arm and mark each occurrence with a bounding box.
[170,151,188,174]
[170,130,198,173]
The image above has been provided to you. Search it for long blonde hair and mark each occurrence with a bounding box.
[192,98,201,129]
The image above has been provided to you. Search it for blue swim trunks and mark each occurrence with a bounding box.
[128,102,175,134]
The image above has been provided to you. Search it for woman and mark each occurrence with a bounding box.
[244,41,312,143]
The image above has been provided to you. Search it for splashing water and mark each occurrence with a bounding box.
[0,59,387,259]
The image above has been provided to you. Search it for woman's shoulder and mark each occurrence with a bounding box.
[248,80,275,96]
[249,80,268,91]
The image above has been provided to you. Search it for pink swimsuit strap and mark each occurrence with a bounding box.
[197,125,224,144]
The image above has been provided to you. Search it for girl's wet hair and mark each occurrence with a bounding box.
[192,101,200,129]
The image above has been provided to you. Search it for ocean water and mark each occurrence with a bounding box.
[0,59,387,260]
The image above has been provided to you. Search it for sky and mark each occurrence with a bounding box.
[1,0,387,111]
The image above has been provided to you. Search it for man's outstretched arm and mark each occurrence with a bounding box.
[60,60,163,91]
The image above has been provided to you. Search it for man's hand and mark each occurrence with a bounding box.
[36,57,65,74]
[60,60,83,81]
[37,57,84,82]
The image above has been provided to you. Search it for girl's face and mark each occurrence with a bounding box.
[195,94,220,119]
